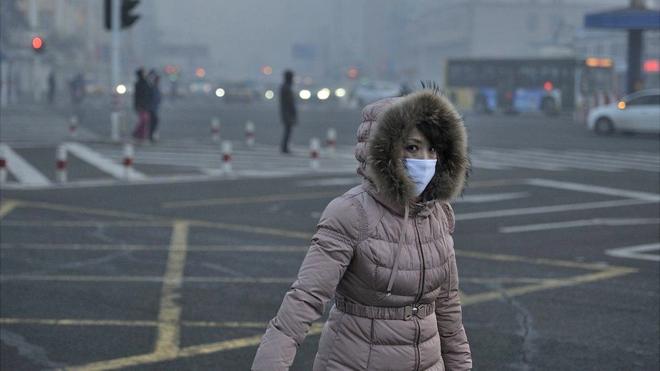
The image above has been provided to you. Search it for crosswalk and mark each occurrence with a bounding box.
[0,140,658,189]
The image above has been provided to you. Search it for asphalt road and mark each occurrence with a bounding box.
[1,99,658,370]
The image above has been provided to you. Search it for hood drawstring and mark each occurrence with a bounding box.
[386,204,409,296]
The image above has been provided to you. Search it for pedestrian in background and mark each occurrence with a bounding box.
[147,70,162,143]
[252,88,472,370]
[279,69,297,154]
[47,70,56,105]
[132,68,151,142]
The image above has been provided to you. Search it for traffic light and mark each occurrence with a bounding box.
[31,36,45,53]
[121,0,140,28]
[104,0,140,30]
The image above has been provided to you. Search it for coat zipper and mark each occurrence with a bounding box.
[414,220,425,303]
[413,220,425,371]
[414,318,421,370]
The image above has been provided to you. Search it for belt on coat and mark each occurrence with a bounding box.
[334,295,435,321]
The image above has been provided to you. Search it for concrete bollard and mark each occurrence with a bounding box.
[326,128,337,156]
[0,146,7,184]
[69,115,79,138]
[211,117,221,142]
[310,138,320,170]
[56,144,68,183]
[245,120,255,148]
[123,143,134,180]
[222,140,233,174]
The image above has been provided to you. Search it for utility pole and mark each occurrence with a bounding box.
[111,0,121,142]
[29,0,40,103]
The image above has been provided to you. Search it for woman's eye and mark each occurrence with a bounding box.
[406,145,419,152]
[429,147,436,153]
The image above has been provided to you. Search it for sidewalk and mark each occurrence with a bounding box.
[0,103,99,145]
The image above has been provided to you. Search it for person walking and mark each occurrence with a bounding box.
[132,68,151,141]
[147,71,162,142]
[279,69,297,153]
[252,88,472,370]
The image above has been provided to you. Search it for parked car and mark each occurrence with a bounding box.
[587,89,660,135]
[350,81,402,106]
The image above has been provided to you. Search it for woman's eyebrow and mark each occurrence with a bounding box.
[407,138,423,144]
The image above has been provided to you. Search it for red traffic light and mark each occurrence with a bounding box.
[543,81,553,91]
[31,36,44,51]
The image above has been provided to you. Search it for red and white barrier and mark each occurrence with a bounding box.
[222,140,232,173]
[69,115,79,138]
[326,128,337,156]
[211,117,221,142]
[123,143,134,180]
[0,146,7,184]
[310,138,320,170]
[245,120,255,148]
[56,144,67,183]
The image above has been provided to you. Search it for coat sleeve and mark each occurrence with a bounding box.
[435,203,472,371]
[251,196,362,371]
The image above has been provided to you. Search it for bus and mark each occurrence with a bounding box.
[445,57,616,116]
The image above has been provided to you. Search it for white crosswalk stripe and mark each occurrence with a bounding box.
[1,140,657,190]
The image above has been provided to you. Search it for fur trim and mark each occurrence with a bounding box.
[367,90,469,207]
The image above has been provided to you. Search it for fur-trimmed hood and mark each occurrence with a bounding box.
[355,90,469,213]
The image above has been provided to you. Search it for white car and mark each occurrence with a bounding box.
[351,81,402,106]
[587,89,660,135]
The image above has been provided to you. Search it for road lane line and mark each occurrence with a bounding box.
[0,220,174,227]
[456,192,529,203]
[605,243,660,262]
[154,221,188,356]
[0,200,20,219]
[0,275,294,283]
[12,198,310,239]
[161,191,338,209]
[500,218,660,233]
[456,199,650,221]
[65,142,146,180]
[0,143,51,186]
[0,318,157,327]
[0,243,308,252]
[67,324,323,371]
[461,267,636,306]
[0,318,269,329]
[526,178,660,201]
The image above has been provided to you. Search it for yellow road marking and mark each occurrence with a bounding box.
[0,318,157,327]
[7,198,310,239]
[0,275,294,284]
[0,318,268,329]
[155,221,188,356]
[462,267,636,306]
[456,250,618,271]
[0,200,20,219]
[162,191,338,209]
[467,179,525,188]
[0,243,308,252]
[1,220,173,227]
[188,219,310,239]
[67,324,323,371]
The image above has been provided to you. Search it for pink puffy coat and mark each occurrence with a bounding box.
[252,90,472,370]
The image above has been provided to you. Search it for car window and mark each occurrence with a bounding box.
[627,95,660,106]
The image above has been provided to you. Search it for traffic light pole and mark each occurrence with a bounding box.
[111,0,121,142]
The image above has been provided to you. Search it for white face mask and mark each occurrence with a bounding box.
[403,158,437,196]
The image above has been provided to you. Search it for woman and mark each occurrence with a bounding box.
[252,89,472,370]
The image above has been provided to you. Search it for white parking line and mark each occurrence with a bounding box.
[65,142,146,180]
[500,218,660,233]
[526,178,660,202]
[457,199,650,221]
[0,143,51,186]
[456,192,529,203]
[605,243,660,262]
